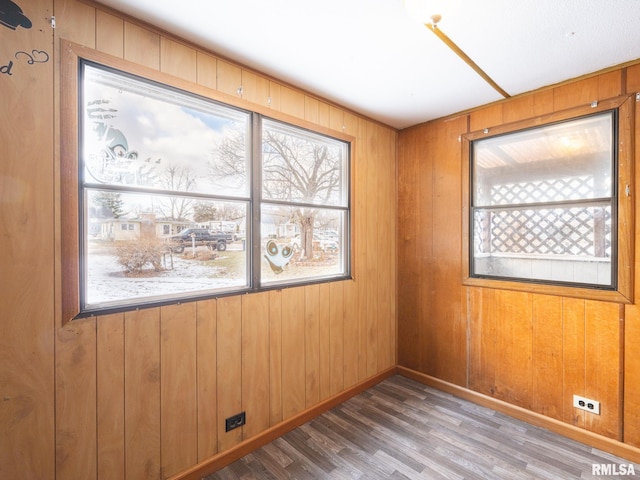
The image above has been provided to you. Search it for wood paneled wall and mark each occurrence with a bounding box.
[398,65,640,446]
[0,0,397,478]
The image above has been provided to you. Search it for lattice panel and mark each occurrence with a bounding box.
[474,207,611,257]
[490,176,595,205]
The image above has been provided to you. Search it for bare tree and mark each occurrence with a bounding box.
[156,165,198,220]
[208,125,248,193]
[262,129,341,259]
[208,124,342,260]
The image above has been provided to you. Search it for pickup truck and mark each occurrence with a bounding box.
[169,228,229,253]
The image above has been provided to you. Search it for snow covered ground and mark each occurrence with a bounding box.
[85,242,246,307]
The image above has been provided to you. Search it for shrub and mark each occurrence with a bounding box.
[114,238,165,274]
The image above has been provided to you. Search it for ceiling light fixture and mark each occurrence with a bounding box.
[402,0,510,99]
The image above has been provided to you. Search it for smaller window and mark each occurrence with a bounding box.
[462,96,634,303]
[471,112,615,288]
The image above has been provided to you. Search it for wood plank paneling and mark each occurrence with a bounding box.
[429,117,466,385]
[216,296,243,451]
[624,82,640,446]
[304,284,321,406]
[55,321,97,480]
[343,280,359,389]
[97,314,125,480]
[1,0,55,477]
[553,71,621,111]
[318,282,332,401]
[531,295,563,420]
[161,38,197,82]
[268,291,283,426]
[124,309,161,480]
[57,0,95,47]
[397,127,420,370]
[364,121,380,378]
[329,281,345,396]
[242,293,271,439]
[124,21,160,69]
[562,297,586,428]
[196,52,217,90]
[503,89,554,124]
[469,102,502,131]
[584,301,622,440]
[281,288,306,418]
[96,10,124,57]
[280,85,305,119]
[36,2,397,479]
[398,64,637,446]
[625,306,640,446]
[241,69,270,107]
[161,303,198,477]
[329,105,344,132]
[217,60,241,97]
[196,299,218,460]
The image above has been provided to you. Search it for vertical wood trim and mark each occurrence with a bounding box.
[60,40,81,323]
[97,314,125,480]
[161,303,198,477]
[196,299,218,461]
[124,309,161,480]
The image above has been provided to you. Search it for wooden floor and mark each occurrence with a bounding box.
[204,376,636,479]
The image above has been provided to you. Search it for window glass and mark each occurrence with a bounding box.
[261,205,347,285]
[84,190,248,309]
[470,111,615,288]
[75,61,351,317]
[260,119,350,286]
[83,64,251,197]
[262,119,348,207]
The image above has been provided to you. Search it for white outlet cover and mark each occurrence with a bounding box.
[573,394,601,415]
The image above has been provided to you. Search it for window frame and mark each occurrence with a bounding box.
[61,41,354,322]
[461,95,634,304]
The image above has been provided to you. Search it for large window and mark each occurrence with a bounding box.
[462,97,634,303]
[64,57,351,319]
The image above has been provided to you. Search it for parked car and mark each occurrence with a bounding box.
[291,233,338,252]
[169,228,228,253]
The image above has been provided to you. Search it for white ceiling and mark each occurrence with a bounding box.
[96,0,640,129]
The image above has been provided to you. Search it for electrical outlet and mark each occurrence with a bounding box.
[573,395,600,415]
[225,412,246,432]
